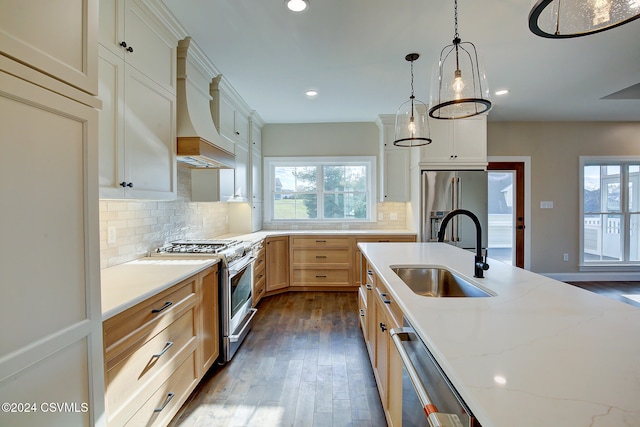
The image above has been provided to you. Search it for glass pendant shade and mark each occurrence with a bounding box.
[394,97,431,147]
[529,0,640,38]
[429,1,492,120]
[394,53,431,147]
[429,40,492,120]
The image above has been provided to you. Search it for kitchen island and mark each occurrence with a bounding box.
[359,242,640,427]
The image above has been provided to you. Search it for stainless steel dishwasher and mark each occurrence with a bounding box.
[390,320,482,427]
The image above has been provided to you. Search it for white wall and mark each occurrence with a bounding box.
[488,121,640,274]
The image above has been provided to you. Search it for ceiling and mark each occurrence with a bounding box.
[161,0,640,124]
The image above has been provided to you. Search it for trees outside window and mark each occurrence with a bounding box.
[267,157,374,222]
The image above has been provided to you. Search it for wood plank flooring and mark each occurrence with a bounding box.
[565,281,640,308]
[169,292,386,427]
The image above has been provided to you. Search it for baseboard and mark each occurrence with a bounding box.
[543,272,640,282]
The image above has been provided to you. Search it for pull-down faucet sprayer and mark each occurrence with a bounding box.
[437,209,490,278]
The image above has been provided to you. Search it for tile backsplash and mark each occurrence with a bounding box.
[262,202,408,230]
[100,167,409,268]
[99,167,230,268]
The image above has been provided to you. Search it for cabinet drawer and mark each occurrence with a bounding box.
[375,279,404,328]
[124,350,198,427]
[104,278,197,362]
[253,275,266,307]
[290,236,351,248]
[292,248,350,265]
[105,309,195,416]
[358,287,367,338]
[291,269,350,286]
[254,253,266,279]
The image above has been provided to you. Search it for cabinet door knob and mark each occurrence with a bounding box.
[119,181,133,188]
[119,41,127,48]
[126,46,133,53]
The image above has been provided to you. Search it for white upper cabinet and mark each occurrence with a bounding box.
[233,142,249,201]
[377,115,411,202]
[98,0,178,200]
[211,76,250,150]
[0,0,98,95]
[419,115,487,170]
[99,0,176,95]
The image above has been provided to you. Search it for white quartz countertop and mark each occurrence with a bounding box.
[358,242,640,427]
[101,258,219,320]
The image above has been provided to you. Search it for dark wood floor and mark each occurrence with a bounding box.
[169,292,386,427]
[565,281,640,308]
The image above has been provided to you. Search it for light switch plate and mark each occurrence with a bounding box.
[540,201,553,209]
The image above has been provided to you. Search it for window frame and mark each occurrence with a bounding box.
[580,156,640,270]
[264,156,377,223]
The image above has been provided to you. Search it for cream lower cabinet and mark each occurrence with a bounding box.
[361,256,403,427]
[103,264,219,426]
[0,70,104,427]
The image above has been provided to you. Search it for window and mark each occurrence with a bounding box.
[581,157,640,267]
[265,157,376,222]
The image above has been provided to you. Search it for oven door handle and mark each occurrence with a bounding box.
[390,328,464,427]
[229,308,258,342]
[228,256,256,276]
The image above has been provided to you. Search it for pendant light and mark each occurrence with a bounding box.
[394,53,431,147]
[429,0,491,120]
[529,0,640,38]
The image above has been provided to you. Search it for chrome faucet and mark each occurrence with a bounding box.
[437,209,490,278]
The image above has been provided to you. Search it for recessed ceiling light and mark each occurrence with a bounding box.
[305,89,318,98]
[495,89,510,96]
[286,0,309,13]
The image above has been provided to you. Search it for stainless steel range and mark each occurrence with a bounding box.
[154,239,257,362]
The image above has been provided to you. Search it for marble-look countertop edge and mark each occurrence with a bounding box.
[101,258,219,321]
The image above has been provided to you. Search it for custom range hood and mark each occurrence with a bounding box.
[176,37,234,169]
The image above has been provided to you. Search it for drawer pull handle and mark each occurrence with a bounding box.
[359,309,365,317]
[315,255,327,259]
[152,341,174,358]
[366,270,374,276]
[315,275,327,278]
[151,301,172,313]
[154,392,175,413]
[379,322,387,332]
[315,240,327,243]
[379,291,391,304]
[258,274,264,279]
[365,284,373,290]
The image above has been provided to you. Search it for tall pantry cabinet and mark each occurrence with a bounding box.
[0,1,105,426]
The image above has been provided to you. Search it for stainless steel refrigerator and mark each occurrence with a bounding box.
[421,170,488,250]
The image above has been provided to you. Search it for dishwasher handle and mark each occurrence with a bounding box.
[390,328,464,427]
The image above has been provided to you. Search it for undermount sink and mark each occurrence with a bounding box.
[391,266,494,298]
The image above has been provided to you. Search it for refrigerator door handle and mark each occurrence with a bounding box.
[456,176,461,242]
[450,177,456,242]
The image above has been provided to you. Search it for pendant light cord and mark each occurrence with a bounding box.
[453,0,460,70]
[454,0,459,40]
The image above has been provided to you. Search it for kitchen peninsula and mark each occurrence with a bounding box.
[359,242,640,427]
